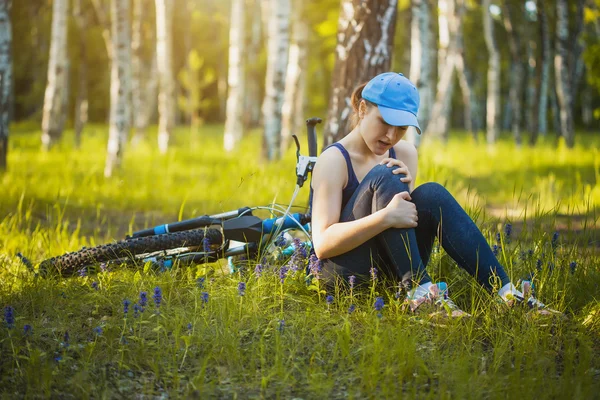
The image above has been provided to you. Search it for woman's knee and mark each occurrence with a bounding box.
[366,164,410,192]
[412,182,451,203]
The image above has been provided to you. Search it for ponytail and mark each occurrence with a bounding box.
[349,82,374,129]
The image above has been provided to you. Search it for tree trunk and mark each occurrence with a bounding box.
[224,0,246,152]
[0,0,11,171]
[454,0,475,140]
[245,0,263,128]
[155,0,175,154]
[407,0,433,147]
[104,0,131,178]
[554,0,574,147]
[536,0,550,140]
[280,0,308,153]
[322,0,398,148]
[502,1,524,146]
[483,0,500,144]
[73,0,88,149]
[41,0,69,150]
[582,86,593,129]
[131,0,146,142]
[425,0,459,141]
[571,0,585,104]
[525,33,538,141]
[262,0,290,160]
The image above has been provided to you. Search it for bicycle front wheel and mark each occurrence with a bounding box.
[39,228,223,277]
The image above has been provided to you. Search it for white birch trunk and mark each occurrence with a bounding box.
[502,2,524,146]
[131,0,145,140]
[280,0,308,153]
[554,0,574,147]
[224,0,246,152]
[262,0,290,160]
[156,0,175,154]
[407,0,432,147]
[245,0,263,128]
[41,0,69,150]
[104,0,132,178]
[483,0,500,144]
[74,0,88,149]
[537,0,550,137]
[323,0,399,147]
[0,0,11,170]
[425,0,457,141]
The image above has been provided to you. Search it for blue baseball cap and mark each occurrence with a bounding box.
[361,72,421,134]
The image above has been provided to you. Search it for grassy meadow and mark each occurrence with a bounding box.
[1,123,599,398]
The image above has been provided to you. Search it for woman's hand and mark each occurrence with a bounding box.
[380,158,412,185]
[382,191,418,229]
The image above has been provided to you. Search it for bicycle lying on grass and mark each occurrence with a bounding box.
[32,118,322,278]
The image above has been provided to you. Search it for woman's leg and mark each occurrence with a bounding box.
[322,164,432,289]
[410,182,510,290]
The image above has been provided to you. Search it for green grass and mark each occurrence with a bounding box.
[1,124,599,398]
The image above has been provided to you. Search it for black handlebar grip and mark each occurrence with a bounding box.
[306,117,322,157]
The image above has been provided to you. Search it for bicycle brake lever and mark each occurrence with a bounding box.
[292,134,301,161]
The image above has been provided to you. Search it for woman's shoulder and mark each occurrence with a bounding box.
[393,140,418,158]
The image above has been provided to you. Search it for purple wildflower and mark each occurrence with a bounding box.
[153,287,162,308]
[492,245,499,257]
[536,259,543,271]
[274,234,287,248]
[187,323,193,333]
[123,299,131,315]
[293,238,308,260]
[349,275,356,290]
[254,264,263,278]
[78,267,87,277]
[348,304,356,314]
[134,304,140,317]
[308,253,321,277]
[504,223,512,244]
[278,319,285,333]
[94,326,103,336]
[370,267,378,281]
[63,331,70,347]
[551,231,560,249]
[374,297,385,311]
[139,291,148,309]
[569,261,577,274]
[326,295,334,304]
[202,237,211,253]
[238,282,246,296]
[495,232,502,245]
[279,265,289,283]
[197,277,205,289]
[201,292,209,304]
[4,306,14,329]
[99,262,108,272]
[23,324,32,336]
[91,281,99,290]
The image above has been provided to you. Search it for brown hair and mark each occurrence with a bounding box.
[349,82,375,129]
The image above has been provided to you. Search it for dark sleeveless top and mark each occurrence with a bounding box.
[309,143,396,214]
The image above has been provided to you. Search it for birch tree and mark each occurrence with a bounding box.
[73,0,88,148]
[502,1,524,145]
[104,0,131,177]
[223,0,246,152]
[155,0,175,154]
[425,0,458,141]
[555,0,574,147]
[323,0,399,147]
[280,0,309,153]
[131,0,157,144]
[408,0,433,147]
[41,0,69,151]
[536,0,550,140]
[262,0,290,160]
[0,0,11,171]
[245,0,263,128]
[483,0,500,144]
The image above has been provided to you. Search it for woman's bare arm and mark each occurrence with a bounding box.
[394,140,418,192]
[310,149,393,259]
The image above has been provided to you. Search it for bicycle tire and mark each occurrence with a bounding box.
[39,228,224,277]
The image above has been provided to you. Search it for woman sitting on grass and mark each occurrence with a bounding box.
[310,72,556,316]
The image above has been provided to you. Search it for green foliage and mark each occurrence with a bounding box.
[1,125,600,396]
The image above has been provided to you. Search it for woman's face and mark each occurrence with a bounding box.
[358,101,408,155]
